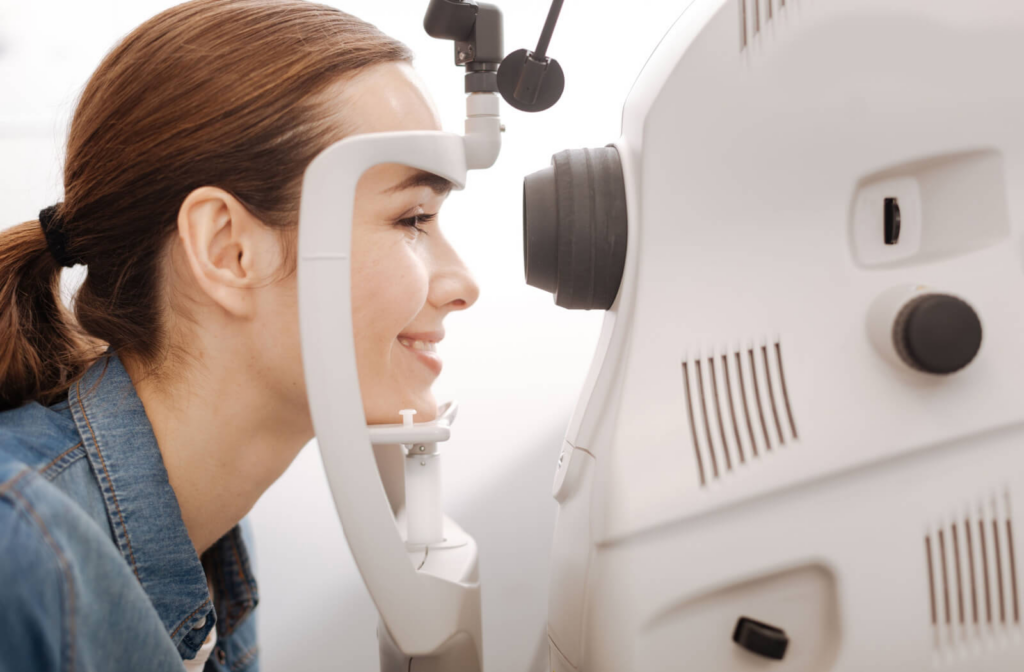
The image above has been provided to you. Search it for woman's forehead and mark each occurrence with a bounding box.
[331,61,442,135]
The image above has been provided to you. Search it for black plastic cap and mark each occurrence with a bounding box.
[733,616,789,660]
[523,146,628,310]
[893,294,983,374]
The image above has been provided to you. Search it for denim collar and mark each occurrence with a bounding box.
[67,349,258,657]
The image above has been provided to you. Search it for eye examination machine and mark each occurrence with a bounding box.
[297,0,1024,669]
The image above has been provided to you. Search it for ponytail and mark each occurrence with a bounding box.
[0,221,102,411]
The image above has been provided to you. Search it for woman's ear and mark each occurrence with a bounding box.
[176,186,281,319]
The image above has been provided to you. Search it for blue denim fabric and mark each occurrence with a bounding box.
[0,350,259,671]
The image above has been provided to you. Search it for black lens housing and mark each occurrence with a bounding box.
[523,146,628,310]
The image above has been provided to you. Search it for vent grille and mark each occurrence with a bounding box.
[682,338,798,486]
[925,491,1021,650]
[739,0,788,51]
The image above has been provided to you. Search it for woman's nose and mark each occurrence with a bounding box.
[429,235,480,312]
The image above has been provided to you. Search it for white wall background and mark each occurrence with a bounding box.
[0,1,689,669]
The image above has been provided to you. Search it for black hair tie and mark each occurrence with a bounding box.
[38,203,83,268]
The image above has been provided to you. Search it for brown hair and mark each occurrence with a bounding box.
[0,0,413,411]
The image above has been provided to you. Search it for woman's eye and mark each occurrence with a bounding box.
[397,212,436,235]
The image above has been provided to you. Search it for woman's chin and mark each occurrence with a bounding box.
[408,391,439,423]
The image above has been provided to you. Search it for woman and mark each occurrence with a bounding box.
[0,1,479,670]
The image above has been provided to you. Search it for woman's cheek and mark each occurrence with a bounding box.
[350,230,430,361]
[386,251,430,329]
[366,243,430,336]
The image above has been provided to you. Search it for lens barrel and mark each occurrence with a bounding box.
[523,146,628,310]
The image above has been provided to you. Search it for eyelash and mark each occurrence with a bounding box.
[397,212,436,235]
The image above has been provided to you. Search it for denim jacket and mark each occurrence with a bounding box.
[0,350,259,672]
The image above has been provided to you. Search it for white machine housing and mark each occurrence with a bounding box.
[548,0,1024,670]
[297,92,502,670]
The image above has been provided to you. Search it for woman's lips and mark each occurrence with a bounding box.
[397,337,443,376]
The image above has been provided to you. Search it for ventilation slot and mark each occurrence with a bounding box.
[682,338,798,487]
[739,0,789,52]
[924,491,1021,651]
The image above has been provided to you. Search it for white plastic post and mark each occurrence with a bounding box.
[405,448,444,545]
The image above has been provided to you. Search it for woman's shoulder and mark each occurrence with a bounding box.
[0,416,106,564]
[0,400,114,610]
[0,398,114,559]
[0,460,189,672]
[0,473,70,671]
[0,399,83,474]
[0,444,101,671]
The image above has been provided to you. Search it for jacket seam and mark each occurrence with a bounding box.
[75,379,141,581]
[5,487,77,672]
[0,467,31,497]
[40,442,85,480]
[230,643,259,671]
[169,595,211,639]
[223,531,254,636]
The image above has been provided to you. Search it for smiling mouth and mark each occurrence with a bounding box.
[397,337,443,375]
[397,337,437,352]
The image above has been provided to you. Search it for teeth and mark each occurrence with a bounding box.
[398,337,437,353]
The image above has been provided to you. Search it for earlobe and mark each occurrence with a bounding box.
[177,186,267,319]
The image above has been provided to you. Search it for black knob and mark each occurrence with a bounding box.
[733,616,789,660]
[497,49,565,112]
[893,294,982,374]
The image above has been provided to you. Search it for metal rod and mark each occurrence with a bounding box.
[534,0,565,59]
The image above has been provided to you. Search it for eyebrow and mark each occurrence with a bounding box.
[381,169,455,196]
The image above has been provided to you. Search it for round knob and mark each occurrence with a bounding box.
[893,294,982,374]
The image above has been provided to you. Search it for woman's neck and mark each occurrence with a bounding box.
[123,343,314,556]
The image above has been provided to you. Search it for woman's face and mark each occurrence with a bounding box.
[304,62,479,425]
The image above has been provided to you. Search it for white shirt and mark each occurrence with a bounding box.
[183,626,217,671]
